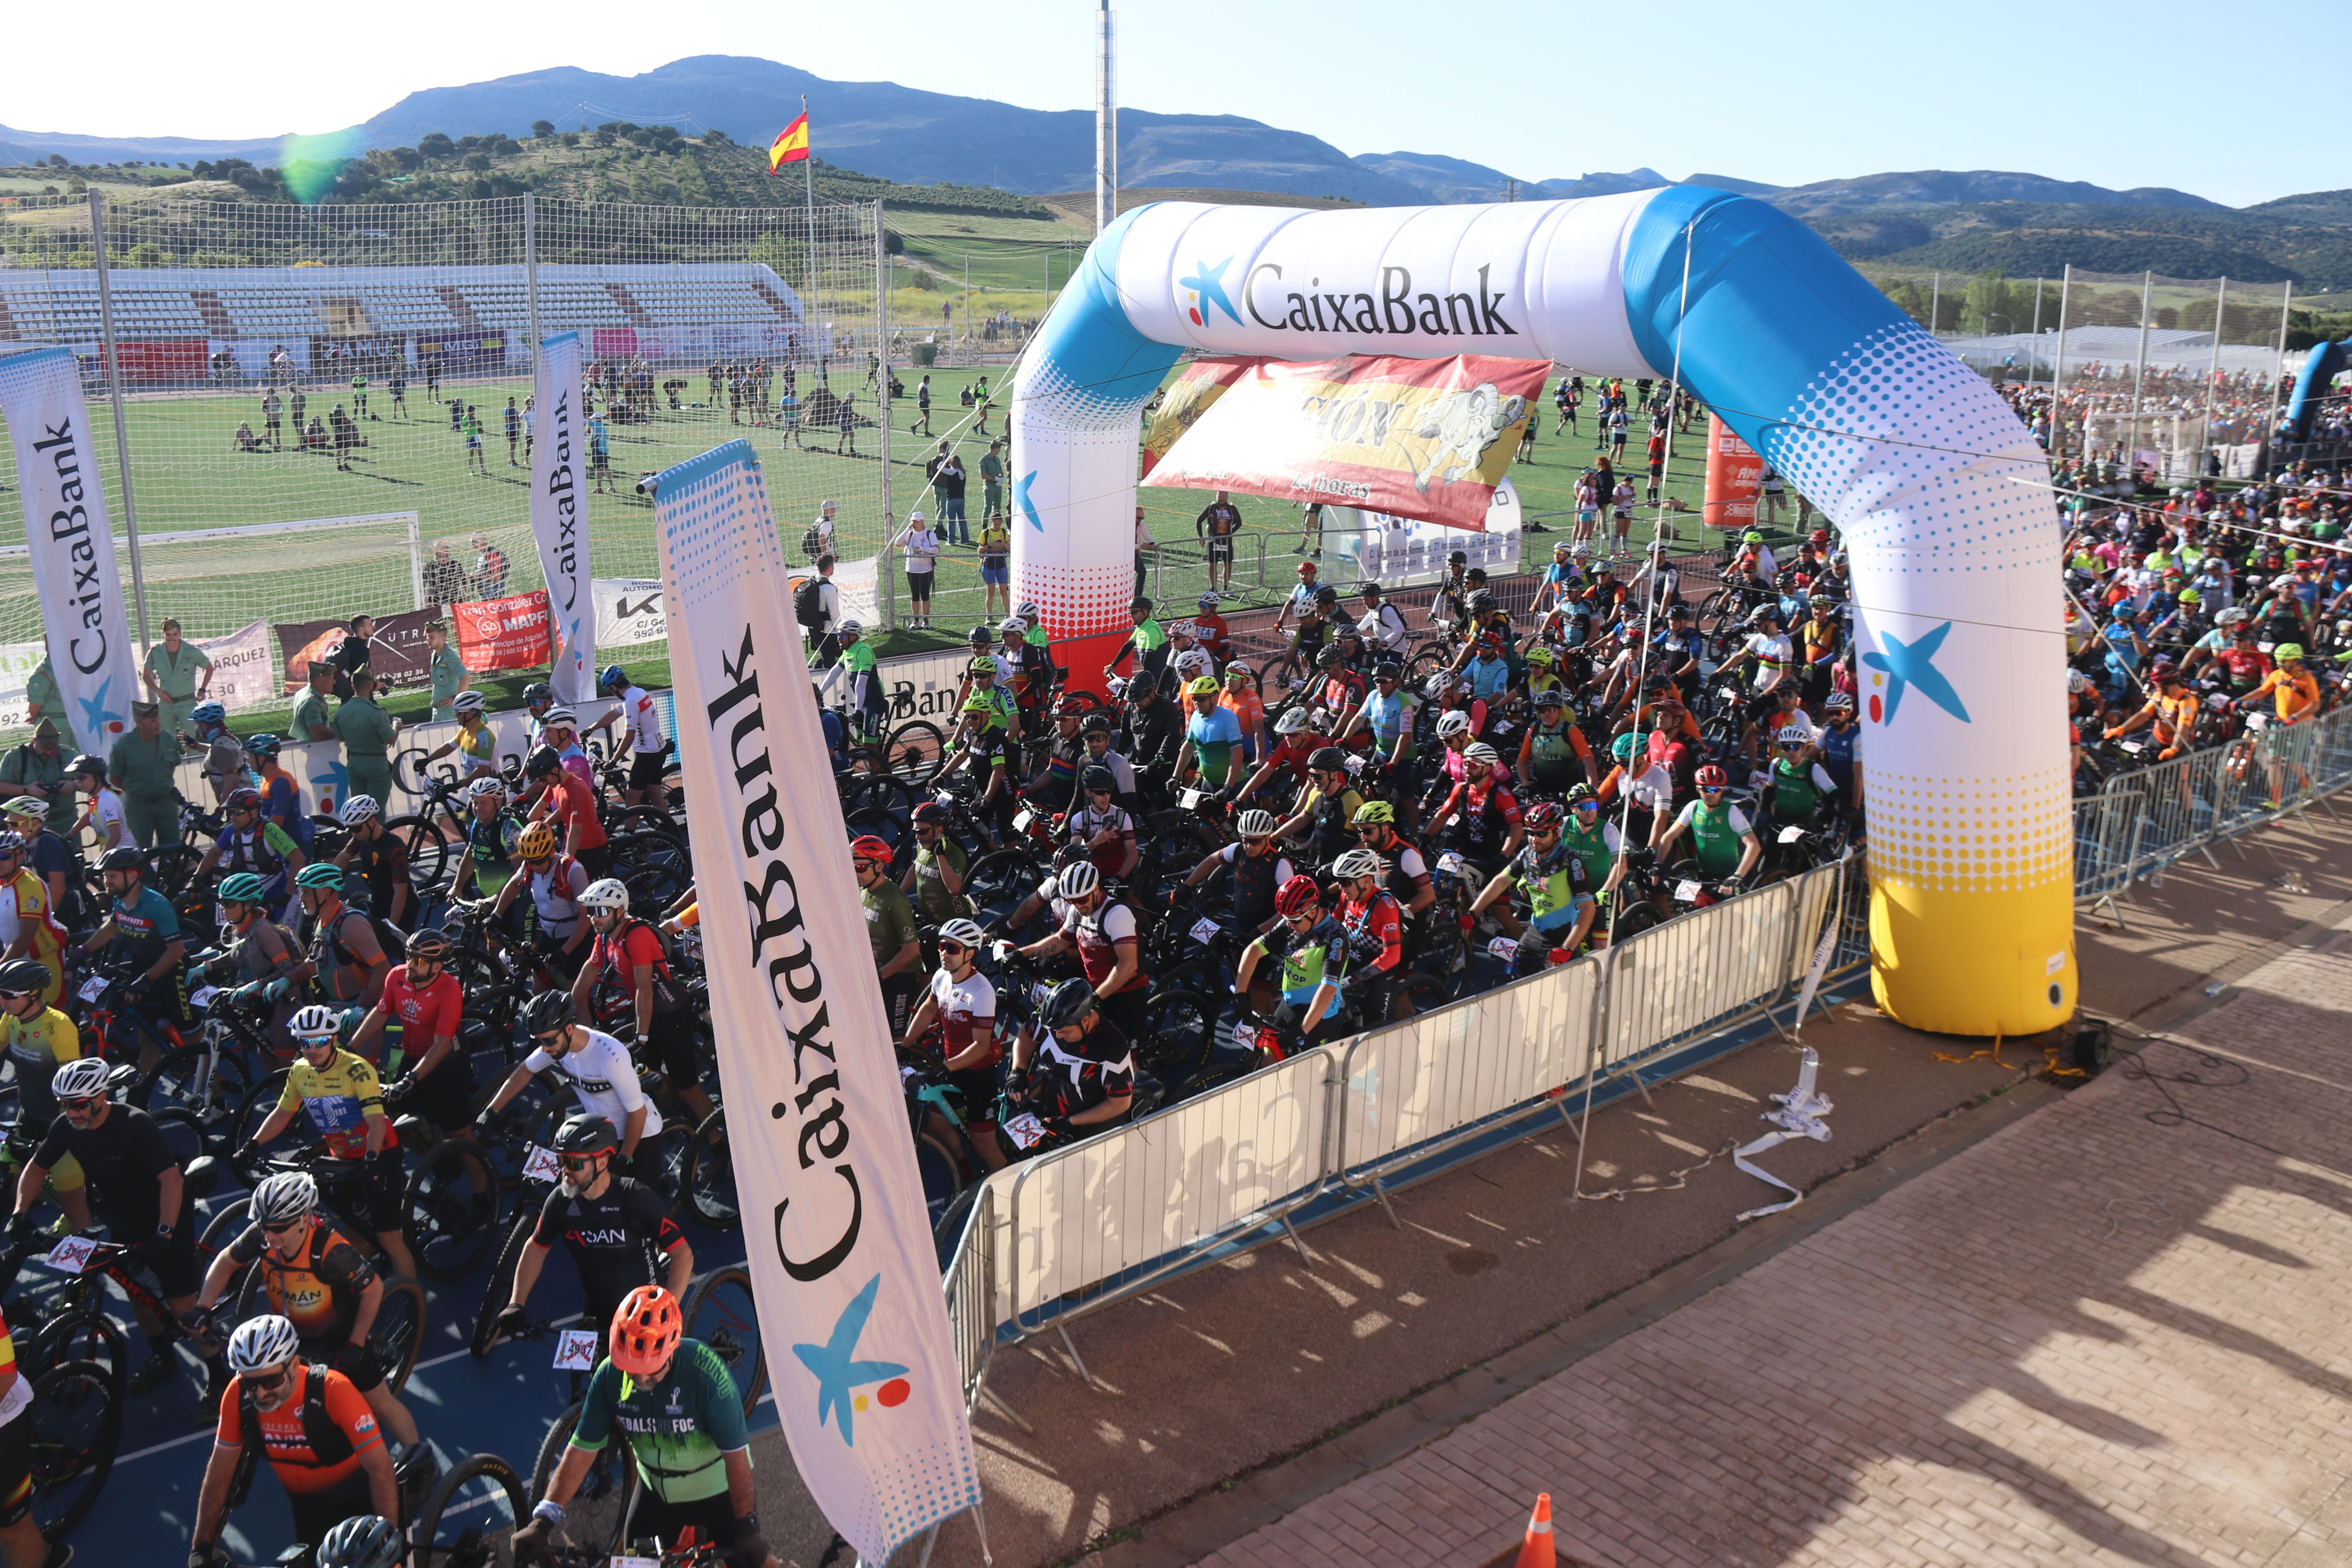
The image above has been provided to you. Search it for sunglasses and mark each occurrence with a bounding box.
[1700,787,1726,796]
[557,1154,603,1171]
[938,941,969,956]
[245,1365,295,1394]
[0,989,34,1002]
[262,1218,307,1238]
[530,1029,568,1047]
[60,1096,103,1114]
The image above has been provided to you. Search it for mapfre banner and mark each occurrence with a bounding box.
[0,347,140,753]
[532,331,595,704]
[1144,353,1542,530]
[648,440,978,1563]
[450,590,551,673]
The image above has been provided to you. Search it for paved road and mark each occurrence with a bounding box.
[1200,902,2352,1566]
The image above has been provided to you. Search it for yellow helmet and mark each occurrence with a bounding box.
[515,821,557,860]
[1188,675,1221,697]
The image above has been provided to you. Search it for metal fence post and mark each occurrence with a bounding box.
[85,190,151,652]
[876,201,897,632]
[523,191,541,370]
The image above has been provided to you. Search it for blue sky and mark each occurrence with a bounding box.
[28,0,2347,206]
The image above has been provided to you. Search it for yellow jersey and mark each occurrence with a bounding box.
[278,1049,394,1159]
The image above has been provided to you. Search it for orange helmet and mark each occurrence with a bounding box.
[609,1285,682,1376]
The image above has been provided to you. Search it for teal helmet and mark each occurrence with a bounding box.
[217,872,269,904]
[294,862,345,890]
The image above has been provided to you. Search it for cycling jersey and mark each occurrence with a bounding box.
[107,884,182,971]
[1522,720,1590,788]
[1561,816,1624,888]
[343,829,410,919]
[1215,842,1296,930]
[539,772,609,853]
[1673,799,1755,877]
[1298,785,1365,863]
[910,836,969,923]
[1743,632,1793,689]
[586,921,690,1016]
[927,968,998,1064]
[1067,803,1140,881]
[1769,758,1837,821]
[1249,915,1352,1007]
[523,1029,664,1139]
[1339,891,1404,973]
[1058,899,1147,996]
[1357,689,1416,749]
[212,820,300,887]
[2216,646,2272,693]
[0,871,63,997]
[1437,778,1523,862]
[527,855,591,937]
[453,722,498,773]
[280,1048,396,1160]
[617,686,666,753]
[2249,666,2321,723]
[1512,842,1592,933]
[465,811,523,898]
[531,1175,684,1320]
[380,965,463,1044]
[1184,706,1243,787]
[230,1215,376,1345]
[216,1363,381,1497]
[572,1339,748,1503]
[33,1103,175,1235]
[1465,655,1512,701]
[1034,1016,1136,1120]
[4,1007,77,1131]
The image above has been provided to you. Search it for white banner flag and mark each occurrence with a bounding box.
[531,331,595,705]
[0,348,138,753]
[196,619,277,715]
[591,578,668,649]
[648,440,979,1563]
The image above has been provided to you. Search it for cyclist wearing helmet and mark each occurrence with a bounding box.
[0,959,85,1230]
[1426,742,1526,871]
[1220,662,1268,763]
[520,1288,772,1568]
[1075,715,1141,806]
[349,929,471,1129]
[1193,593,1232,663]
[1234,707,1321,803]
[899,918,1006,1172]
[903,802,970,924]
[1276,747,1364,865]
[1275,559,1323,636]
[332,795,413,930]
[1176,676,1245,791]
[316,1516,404,1568]
[483,994,673,1181]
[1029,700,1091,809]
[191,1315,396,1562]
[198,786,309,913]
[82,845,196,1025]
[956,646,1021,735]
[1180,808,1296,933]
[1351,802,1435,916]
[1000,617,1053,717]
[292,863,394,1018]
[14,1058,198,1390]
[245,1003,415,1278]
[1797,594,1844,706]
[1517,690,1596,795]
[1430,550,1472,630]
[1559,786,1632,924]
[1235,875,1352,1042]
[1469,801,1595,977]
[525,740,611,878]
[1655,766,1763,891]
[239,733,311,851]
[1338,662,1417,777]
[585,666,671,806]
[423,690,498,781]
[534,706,595,789]
[0,837,62,1006]
[183,700,252,807]
[212,871,303,1038]
[64,751,125,855]
[194,1171,422,1454]
[457,775,525,902]
[1105,597,1170,691]
[0,800,66,937]
[851,838,924,1037]
[496,1116,691,1357]
[1122,672,1186,781]
[1816,693,1863,807]
[1007,860,1152,1040]
[940,698,1018,829]
[1332,848,1406,1021]
[1002,978,1136,1148]
[1065,766,1141,881]
[572,880,715,1133]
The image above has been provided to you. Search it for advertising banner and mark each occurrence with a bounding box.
[106,339,209,383]
[0,642,49,733]
[1328,476,1524,590]
[414,330,507,371]
[1138,356,1251,477]
[306,334,406,379]
[531,332,595,704]
[274,609,438,695]
[590,578,668,649]
[195,620,278,714]
[450,591,551,673]
[0,346,140,753]
[1143,353,1541,530]
[648,439,979,1564]
[1702,414,1765,533]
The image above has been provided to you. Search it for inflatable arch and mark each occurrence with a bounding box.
[1009,186,2073,1038]
[2285,337,2346,443]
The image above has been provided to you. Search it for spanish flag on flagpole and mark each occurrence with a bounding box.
[768,113,810,174]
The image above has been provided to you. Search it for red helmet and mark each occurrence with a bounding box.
[849,835,894,864]
[1274,874,1322,919]
[1054,695,1088,715]
[1694,765,1729,790]
[1523,801,1564,834]
[608,1285,682,1376]
[1296,559,1319,576]
[1809,528,1830,547]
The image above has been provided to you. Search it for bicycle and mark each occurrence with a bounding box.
[27,1357,117,1543]
[410,1449,531,1568]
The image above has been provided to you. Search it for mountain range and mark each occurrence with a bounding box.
[5,54,2350,289]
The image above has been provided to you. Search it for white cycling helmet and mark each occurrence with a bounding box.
[996,617,1025,635]
[1174,650,1212,675]
[49,1057,109,1103]
[2065,670,2091,695]
[1016,602,1040,621]
[1273,707,1314,735]
[577,878,631,915]
[1463,741,1501,766]
[467,775,508,800]
[1332,848,1385,880]
[938,917,988,950]
[540,707,578,728]
[252,1171,319,1228]
[336,794,379,827]
[1570,542,1593,559]
[228,1314,303,1377]
[1773,724,1809,746]
[838,619,864,636]
[1057,860,1102,900]
[1423,674,1453,699]
[2215,608,2250,627]
[1824,691,1857,711]
[1236,809,1278,839]
[1435,710,1473,738]
[1167,620,1196,640]
[452,691,486,714]
[288,1004,342,1043]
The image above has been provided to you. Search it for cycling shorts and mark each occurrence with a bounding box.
[0,1410,30,1526]
[628,751,671,792]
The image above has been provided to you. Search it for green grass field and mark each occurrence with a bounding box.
[0,363,1750,741]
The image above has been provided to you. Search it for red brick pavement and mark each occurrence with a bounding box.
[1201,920,2352,1568]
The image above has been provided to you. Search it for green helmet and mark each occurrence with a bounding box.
[217,872,269,904]
[1350,800,1396,826]
[2276,642,2307,662]
[1742,530,1764,544]
[294,862,345,890]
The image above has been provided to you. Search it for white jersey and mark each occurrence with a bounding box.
[90,788,127,850]
[524,1028,663,1138]
[527,856,590,936]
[618,686,665,754]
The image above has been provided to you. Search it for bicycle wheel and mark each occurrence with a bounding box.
[29,1359,118,1541]
[404,1138,503,1283]
[1261,650,1306,703]
[607,831,693,912]
[680,1265,767,1416]
[1134,989,1216,1083]
[228,1068,310,1184]
[389,812,457,891]
[1388,972,1447,1021]
[132,1044,251,1137]
[885,720,947,787]
[843,806,909,863]
[25,1313,125,1392]
[679,1110,739,1233]
[962,848,1044,918]
[412,1449,528,1568]
[913,1134,964,1234]
[471,1206,540,1359]
[932,1183,983,1269]
[146,1105,211,1174]
[372,1274,428,1395]
[530,1400,634,1559]
[196,1198,253,1303]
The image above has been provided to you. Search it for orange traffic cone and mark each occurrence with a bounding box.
[1514,1493,1555,1568]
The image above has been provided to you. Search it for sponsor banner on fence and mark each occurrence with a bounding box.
[196,620,278,713]
[0,642,48,732]
[414,330,506,370]
[451,591,551,673]
[274,608,438,695]
[107,339,209,383]
[591,578,668,649]
[0,346,140,753]
[533,332,595,704]
[1144,353,1542,530]
[1327,477,1523,590]
[649,439,979,1564]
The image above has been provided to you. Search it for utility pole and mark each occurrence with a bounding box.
[1095,0,1117,234]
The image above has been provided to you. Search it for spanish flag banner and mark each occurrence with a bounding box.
[768,113,810,173]
[1142,353,1541,531]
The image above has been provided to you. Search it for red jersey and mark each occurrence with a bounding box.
[588,920,669,986]
[1192,612,1231,659]
[381,966,462,1045]
[540,771,608,852]
[216,1362,381,1495]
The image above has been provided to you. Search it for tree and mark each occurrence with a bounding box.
[418,132,455,160]
[702,128,733,147]
[531,119,556,140]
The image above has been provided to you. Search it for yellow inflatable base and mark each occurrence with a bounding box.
[1869,877,2074,1037]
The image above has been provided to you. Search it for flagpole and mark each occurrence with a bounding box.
[802,94,817,350]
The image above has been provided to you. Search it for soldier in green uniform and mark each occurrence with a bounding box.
[22,653,62,739]
[108,701,183,848]
[143,618,214,739]
[425,621,469,722]
[0,719,73,837]
[334,671,400,810]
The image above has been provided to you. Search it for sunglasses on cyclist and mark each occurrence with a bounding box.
[1699,786,1726,796]
[59,1095,103,1115]
[557,1153,605,1171]
[244,1365,296,1395]
[530,1029,570,1049]
[262,1217,308,1238]
[0,988,34,1002]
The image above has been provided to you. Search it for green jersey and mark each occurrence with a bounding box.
[911,836,969,922]
[1673,797,1753,877]
[1561,815,1621,889]
[1770,757,1832,822]
[1024,624,1049,650]
[862,878,917,967]
[1128,619,1167,656]
[842,642,878,676]
[571,1340,748,1503]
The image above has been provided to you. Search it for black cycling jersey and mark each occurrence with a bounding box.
[343,828,410,917]
[34,1103,176,1236]
[531,1175,685,1320]
[1033,1017,1136,1121]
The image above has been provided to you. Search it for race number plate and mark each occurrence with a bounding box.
[1189,918,1221,946]
[1180,789,1205,810]
[189,986,220,1009]
[612,1558,660,1568]
[1002,1113,1051,1150]
[1013,808,1036,834]
[76,976,107,1004]
[1486,935,1521,961]
[2119,739,2144,754]
[1437,852,1466,877]
[1030,980,1052,1008]
[522,1145,562,1184]
[1748,770,1771,791]
[40,1237,97,1274]
[1778,826,1805,844]
[551,1328,601,1371]
[1675,879,1703,902]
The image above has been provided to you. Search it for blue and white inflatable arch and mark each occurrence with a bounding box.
[1010,186,2073,1037]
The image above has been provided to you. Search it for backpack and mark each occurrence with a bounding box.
[326,904,406,967]
[237,1363,354,1479]
[793,575,826,631]
[611,918,692,1015]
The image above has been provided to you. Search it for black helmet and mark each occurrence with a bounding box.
[1447,549,1467,566]
[1308,746,1347,773]
[98,846,145,874]
[552,1113,619,1156]
[523,681,554,708]
[524,744,563,779]
[1315,645,1344,668]
[1040,978,1099,1031]
[1079,712,1112,735]
[1468,591,1497,613]
[910,800,948,826]
[967,625,993,647]
[67,753,106,779]
[1080,765,1115,793]
[520,989,577,1037]
[0,958,49,997]
[1312,585,1338,606]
